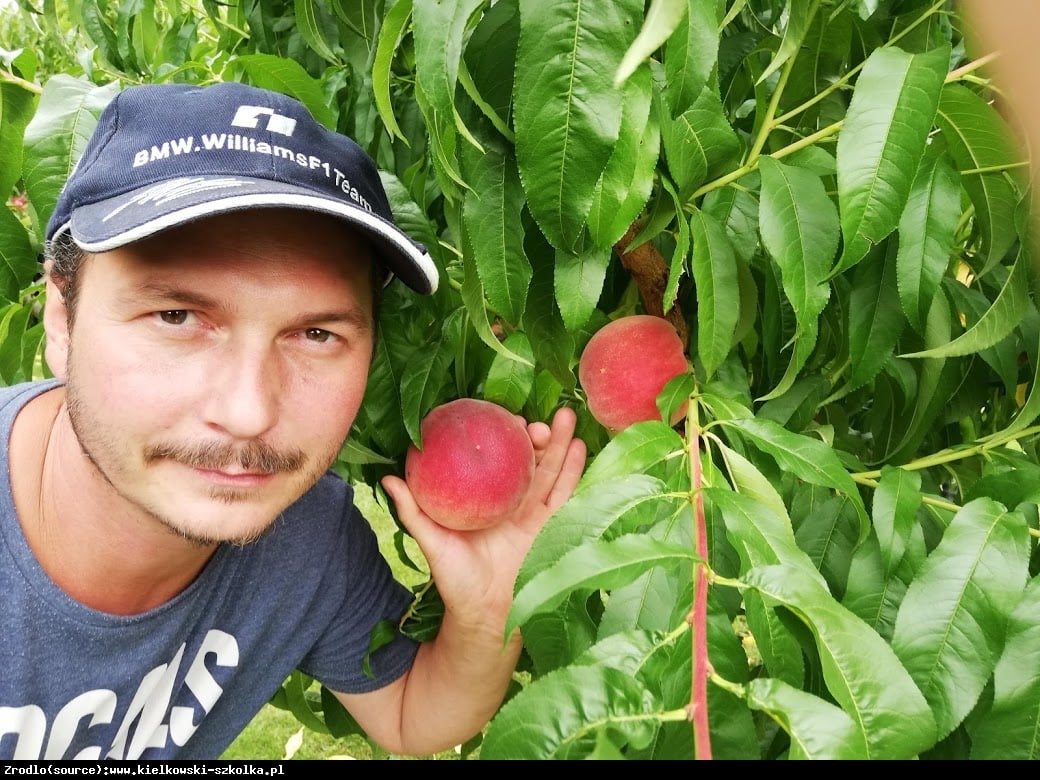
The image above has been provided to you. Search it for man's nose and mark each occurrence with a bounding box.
[203,343,281,440]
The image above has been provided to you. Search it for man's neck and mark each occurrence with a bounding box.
[9,387,216,615]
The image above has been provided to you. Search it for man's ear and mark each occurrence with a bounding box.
[43,275,71,381]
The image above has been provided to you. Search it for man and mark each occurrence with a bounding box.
[0,81,587,760]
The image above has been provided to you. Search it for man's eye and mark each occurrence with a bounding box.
[304,328,335,343]
[158,310,190,325]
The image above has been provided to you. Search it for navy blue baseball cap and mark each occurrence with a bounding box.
[45,81,439,295]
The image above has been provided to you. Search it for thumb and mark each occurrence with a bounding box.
[380,474,447,557]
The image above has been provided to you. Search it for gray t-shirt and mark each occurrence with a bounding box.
[0,380,420,759]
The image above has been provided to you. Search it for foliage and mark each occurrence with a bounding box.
[3,0,1040,760]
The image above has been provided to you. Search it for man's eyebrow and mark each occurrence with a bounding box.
[121,282,218,310]
[125,282,373,331]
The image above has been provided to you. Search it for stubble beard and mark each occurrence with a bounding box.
[63,364,331,548]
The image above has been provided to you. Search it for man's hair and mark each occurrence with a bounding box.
[43,230,386,331]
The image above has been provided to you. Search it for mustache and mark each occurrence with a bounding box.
[144,440,306,473]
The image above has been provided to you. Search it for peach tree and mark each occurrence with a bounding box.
[2,0,1039,760]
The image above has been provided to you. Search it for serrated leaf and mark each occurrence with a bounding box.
[757,156,836,399]
[901,245,1030,359]
[970,574,1040,759]
[690,208,739,379]
[0,209,34,304]
[413,0,485,150]
[745,564,937,758]
[233,54,336,128]
[372,0,413,143]
[871,465,921,579]
[484,332,536,412]
[508,534,697,636]
[398,309,464,446]
[294,0,341,64]
[587,67,659,249]
[614,0,687,86]
[747,678,869,760]
[515,0,641,251]
[849,241,904,389]
[661,84,742,199]
[890,498,1030,741]
[517,473,672,590]
[0,82,35,201]
[554,245,609,333]
[22,76,120,240]
[661,0,719,116]
[481,665,659,759]
[581,420,685,486]
[834,45,949,274]
[522,239,575,388]
[721,416,868,539]
[460,133,530,324]
[712,442,788,522]
[896,143,961,332]
[755,1,815,86]
[935,82,1024,273]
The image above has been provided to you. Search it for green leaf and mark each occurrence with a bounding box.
[871,465,922,579]
[661,84,742,199]
[481,665,659,759]
[484,332,536,413]
[233,54,337,129]
[581,420,685,486]
[517,473,673,590]
[900,245,1031,359]
[514,0,641,251]
[747,677,869,760]
[522,237,575,388]
[757,156,836,399]
[834,44,949,274]
[970,574,1040,759]
[745,564,938,758]
[614,0,687,87]
[0,82,35,201]
[587,67,659,249]
[413,0,485,150]
[720,416,868,540]
[896,143,961,332]
[713,440,788,521]
[294,0,341,65]
[849,241,904,389]
[935,82,1024,273]
[554,245,610,333]
[661,0,719,116]
[755,1,815,86]
[398,309,463,446]
[890,498,1030,741]
[690,207,739,380]
[460,131,530,324]
[0,209,34,305]
[508,534,697,637]
[372,0,413,143]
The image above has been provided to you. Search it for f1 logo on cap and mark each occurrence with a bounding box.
[230,105,297,137]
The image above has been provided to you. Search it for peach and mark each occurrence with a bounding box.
[405,398,535,531]
[578,314,689,432]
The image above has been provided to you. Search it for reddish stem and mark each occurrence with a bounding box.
[690,421,712,759]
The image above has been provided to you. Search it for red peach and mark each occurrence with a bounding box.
[405,398,535,531]
[578,314,689,432]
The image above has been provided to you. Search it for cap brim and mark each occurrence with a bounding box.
[54,176,439,295]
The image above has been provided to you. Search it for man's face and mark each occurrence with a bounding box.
[51,209,375,546]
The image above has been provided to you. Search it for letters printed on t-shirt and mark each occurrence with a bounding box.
[0,629,239,759]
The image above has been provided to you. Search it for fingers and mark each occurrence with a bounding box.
[526,406,587,511]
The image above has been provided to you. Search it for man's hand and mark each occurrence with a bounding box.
[381,405,587,632]
[335,406,586,757]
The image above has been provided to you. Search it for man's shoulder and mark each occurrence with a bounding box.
[0,379,60,409]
